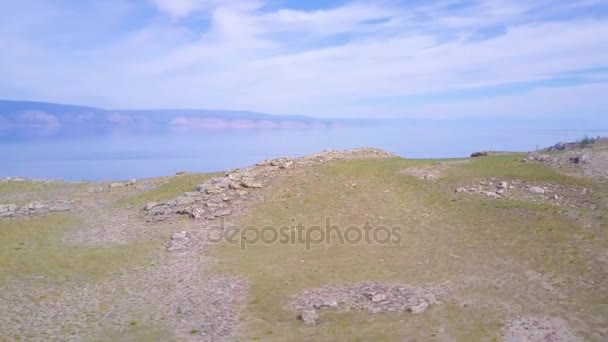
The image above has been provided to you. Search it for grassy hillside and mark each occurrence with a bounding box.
[213,155,607,341]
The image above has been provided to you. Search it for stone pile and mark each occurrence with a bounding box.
[454,179,596,209]
[291,282,441,325]
[0,200,73,218]
[145,148,395,222]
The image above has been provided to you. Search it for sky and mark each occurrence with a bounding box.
[0,0,607,120]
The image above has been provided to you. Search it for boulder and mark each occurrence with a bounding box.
[529,187,546,194]
[26,202,47,211]
[299,309,319,325]
[229,182,242,190]
[371,293,387,302]
[280,160,294,169]
[144,202,159,211]
[409,301,429,314]
[240,179,263,188]
[206,186,225,195]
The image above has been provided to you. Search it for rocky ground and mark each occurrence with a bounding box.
[1,142,607,341]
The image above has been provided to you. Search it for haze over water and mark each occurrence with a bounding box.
[1,124,605,181]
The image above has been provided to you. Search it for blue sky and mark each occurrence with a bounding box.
[1,0,607,120]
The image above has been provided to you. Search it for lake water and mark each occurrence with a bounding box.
[0,125,605,181]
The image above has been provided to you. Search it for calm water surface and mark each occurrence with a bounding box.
[0,125,605,181]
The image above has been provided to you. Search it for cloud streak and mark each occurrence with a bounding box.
[0,0,607,121]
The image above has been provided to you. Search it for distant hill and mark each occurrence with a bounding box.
[0,100,336,135]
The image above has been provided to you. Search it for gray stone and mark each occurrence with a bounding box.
[26,202,47,210]
[240,179,262,188]
[0,203,17,213]
[47,202,71,212]
[529,186,546,194]
[484,191,501,199]
[206,186,225,194]
[109,182,127,188]
[166,231,192,251]
[280,160,294,169]
[144,202,159,211]
[409,301,429,314]
[299,309,319,325]
[371,293,387,302]
[173,196,198,206]
[229,182,242,190]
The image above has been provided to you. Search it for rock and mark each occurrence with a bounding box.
[299,309,319,325]
[166,231,193,251]
[229,182,242,190]
[47,202,71,212]
[214,209,233,217]
[109,182,127,188]
[371,293,387,302]
[409,301,429,314]
[471,151,489,158]
[181,207,205,219]
[26,202,47,211]
[569,154,588,164]
[498,181,508,190]
[184,191,201,197]
[240,179,262,188]
[171,196,198,206]
[206,186,225,195]
[455,187,467,193]
[529,187,546,194]
[128,179,137,185]
[314,300,338,309]
[484,191,501,199]
[144,202,159,211]
[0,204,17,217]
[280,160,294,169]
[227,173,242,181]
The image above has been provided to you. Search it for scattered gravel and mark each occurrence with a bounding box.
[290,282,445,318]
[501,317,582,342]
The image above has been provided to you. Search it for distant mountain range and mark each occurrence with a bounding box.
[0,100,337,134]
[1,99,605,141]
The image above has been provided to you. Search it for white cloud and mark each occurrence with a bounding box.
[0,0,607,121]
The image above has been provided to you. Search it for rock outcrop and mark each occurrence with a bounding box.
[145,148,395,222]
[0,200,73,218]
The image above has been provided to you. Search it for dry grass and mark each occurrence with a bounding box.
[116,172,219,207]
[0,214,156,283]
[212,156,608,341]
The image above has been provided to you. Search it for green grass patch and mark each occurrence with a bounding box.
[444,154,592,186]
[0,214,156,283]
[117,173,220,207]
